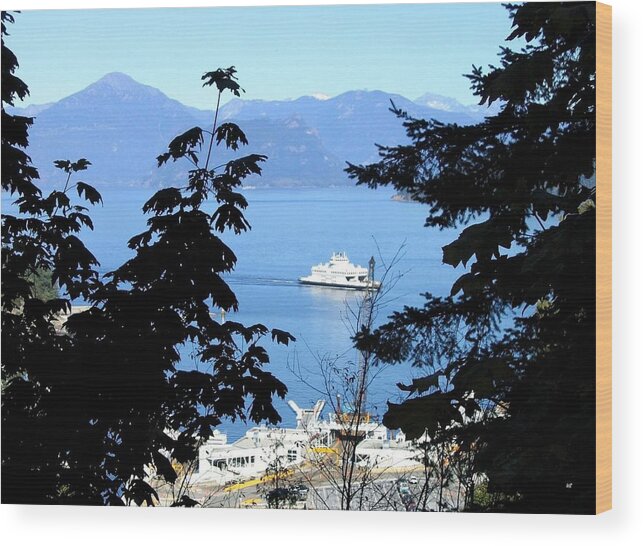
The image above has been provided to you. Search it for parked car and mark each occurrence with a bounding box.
[409,475,418,485]
[290,484,309,501]
[398,484,411,495]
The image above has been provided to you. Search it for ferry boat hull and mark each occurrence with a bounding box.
[298,277,381,291]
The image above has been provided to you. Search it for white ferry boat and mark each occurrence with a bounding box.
[299,252,381,290]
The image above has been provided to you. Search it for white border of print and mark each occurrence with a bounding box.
[0,1,640,546]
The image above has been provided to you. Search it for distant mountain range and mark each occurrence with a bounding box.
[9,72,498,189]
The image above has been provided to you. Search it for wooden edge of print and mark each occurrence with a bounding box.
[595,1,612,515]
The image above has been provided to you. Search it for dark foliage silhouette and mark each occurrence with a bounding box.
[348,2,597,513]
[2,12,292,505]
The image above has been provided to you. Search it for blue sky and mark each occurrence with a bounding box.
[6,3,513,109]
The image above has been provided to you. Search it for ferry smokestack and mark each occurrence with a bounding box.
[368,256,375,283]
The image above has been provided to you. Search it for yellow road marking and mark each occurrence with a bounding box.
[223,469,294,492]
[309,447,339,454]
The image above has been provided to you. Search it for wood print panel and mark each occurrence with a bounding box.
[596,1,612,515]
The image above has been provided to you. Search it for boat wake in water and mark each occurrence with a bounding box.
[224,274,299,288]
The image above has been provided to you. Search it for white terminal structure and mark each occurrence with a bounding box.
[192,400,419,485]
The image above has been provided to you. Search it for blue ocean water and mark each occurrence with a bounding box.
[3,185,463,439]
